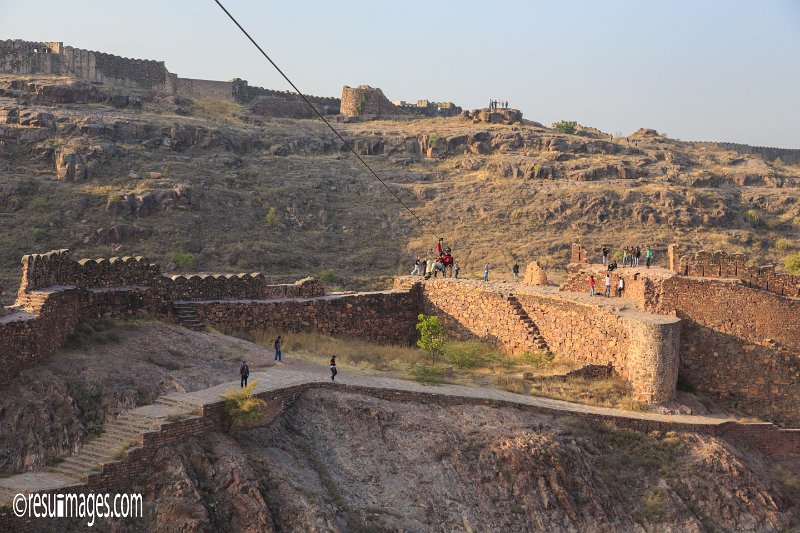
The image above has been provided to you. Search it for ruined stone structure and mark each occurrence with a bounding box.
[0,40,340,113]
[340,85,399,117]
[463,108,523,125]
[691,141,800,165]
[563,245,800,426]
[522,261,548,286]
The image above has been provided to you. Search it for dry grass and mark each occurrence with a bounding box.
[495,374,647,411]
[191,97,246,126]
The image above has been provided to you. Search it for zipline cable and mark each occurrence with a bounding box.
[212,0,440,242]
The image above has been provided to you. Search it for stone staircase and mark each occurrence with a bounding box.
[15,289,51,314]
[173,302,205,331]
[506,295,549,351]
[50,407,185,482]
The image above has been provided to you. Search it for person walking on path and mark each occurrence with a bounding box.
[601,246,609,266]
[635,246,642,267]
[330,356,337,381]
[604,273,611,297]
[589,275,596,296]
[618,276,625,298]
[411,257,421,276]
[646,246,652,269]
[512,262,520,282]
[454,263,460,279]
[484,263,490,282]
[240,361,249,388]
[274,335,283,362]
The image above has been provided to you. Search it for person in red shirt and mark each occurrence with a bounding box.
[589,275,596,296]
[330,356,337,381]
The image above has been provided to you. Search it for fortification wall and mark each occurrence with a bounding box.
[673,248,800,298]
[692,141,800,165]
[191,290,419,346]
[414,278,680,403]
[341,85,399,117]
[175,77,234,101]
[14,249,325,302]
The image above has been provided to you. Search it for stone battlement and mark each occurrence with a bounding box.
[0,39,340,111]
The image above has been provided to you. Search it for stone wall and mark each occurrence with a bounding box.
[191,289,419,346]
[14,249,325,302]
[340,85,399,117]
[175,77,235,101]
[250,96,315,119]
[413,278,680,403]
[672,247,800,298]
[691,141,800,165]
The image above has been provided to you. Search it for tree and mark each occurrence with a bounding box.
[221,381,266,437]
[416,314,447,365]
[552,120,577,135]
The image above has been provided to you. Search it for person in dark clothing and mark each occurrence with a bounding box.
[274,335,282,361]
[240,362,249,388]
[512,262,520,282]
[330,356,337,381]
[601,246,609,266]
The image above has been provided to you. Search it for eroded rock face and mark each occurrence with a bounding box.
[138,389,796,532]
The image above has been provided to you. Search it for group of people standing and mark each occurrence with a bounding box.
[588,273,625,299]
[601,245,654,269]
[412,239,458,279]
[489,99,509,109]
[239,334,338,388]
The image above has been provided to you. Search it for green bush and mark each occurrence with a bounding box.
[775,238,793,252]
[416,314,447,365]
[32,228,47,241]
[785,253,800,274]
[222,381,266,436]
[552,120,577,135]
[319,268,337,283]
[264,207,283,229]
[445,340,488,369]
[520,350,556,369]
[171,252,197,271]
[742,209,761,226]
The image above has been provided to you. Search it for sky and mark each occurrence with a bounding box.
[1,0,798,148]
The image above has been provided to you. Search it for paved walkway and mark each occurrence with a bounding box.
[0,362,751,508]
[165,366,734,426]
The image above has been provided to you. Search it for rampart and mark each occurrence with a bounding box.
[0,39,340,111]
[411,278,680,404]
[671,247,800,298]
[691,141,800,165]
[562,245,800,425]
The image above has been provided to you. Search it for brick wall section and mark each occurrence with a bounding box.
[191,289,420,346]
[2,382,797,531]
[413,278,680,404]
[175,78,235,101]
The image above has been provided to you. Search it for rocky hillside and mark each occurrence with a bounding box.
[129,389,797,532]
[1,75,799,298]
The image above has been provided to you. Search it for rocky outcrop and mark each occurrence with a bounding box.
[463,108,523,125]
[106,183,192,217]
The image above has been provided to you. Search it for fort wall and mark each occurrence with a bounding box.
[191,289,419,346]
[175,77,234,101]
[413,278,680,403]
[341,85,399,117]
[691,141,800,165]
[561,248,800,425]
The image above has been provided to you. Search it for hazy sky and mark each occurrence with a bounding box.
[1,0,798,148]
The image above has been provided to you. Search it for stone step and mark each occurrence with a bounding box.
[83,433,136,449]
[100,425,142,439]
[52,463,95,480]
[0,486,17,506]
[155,397,203,413]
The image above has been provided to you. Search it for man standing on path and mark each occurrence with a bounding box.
[604,273,611,298]
[618,276,625,298]
[454,263,460,278]
[512,262,520,283]
[646,246,652,269]
[274,335,282,362]
[484,263,490,282]
[240,361,249,388]
[411,257,421,276]
[602,246,609,266]
[330,356,337,381]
